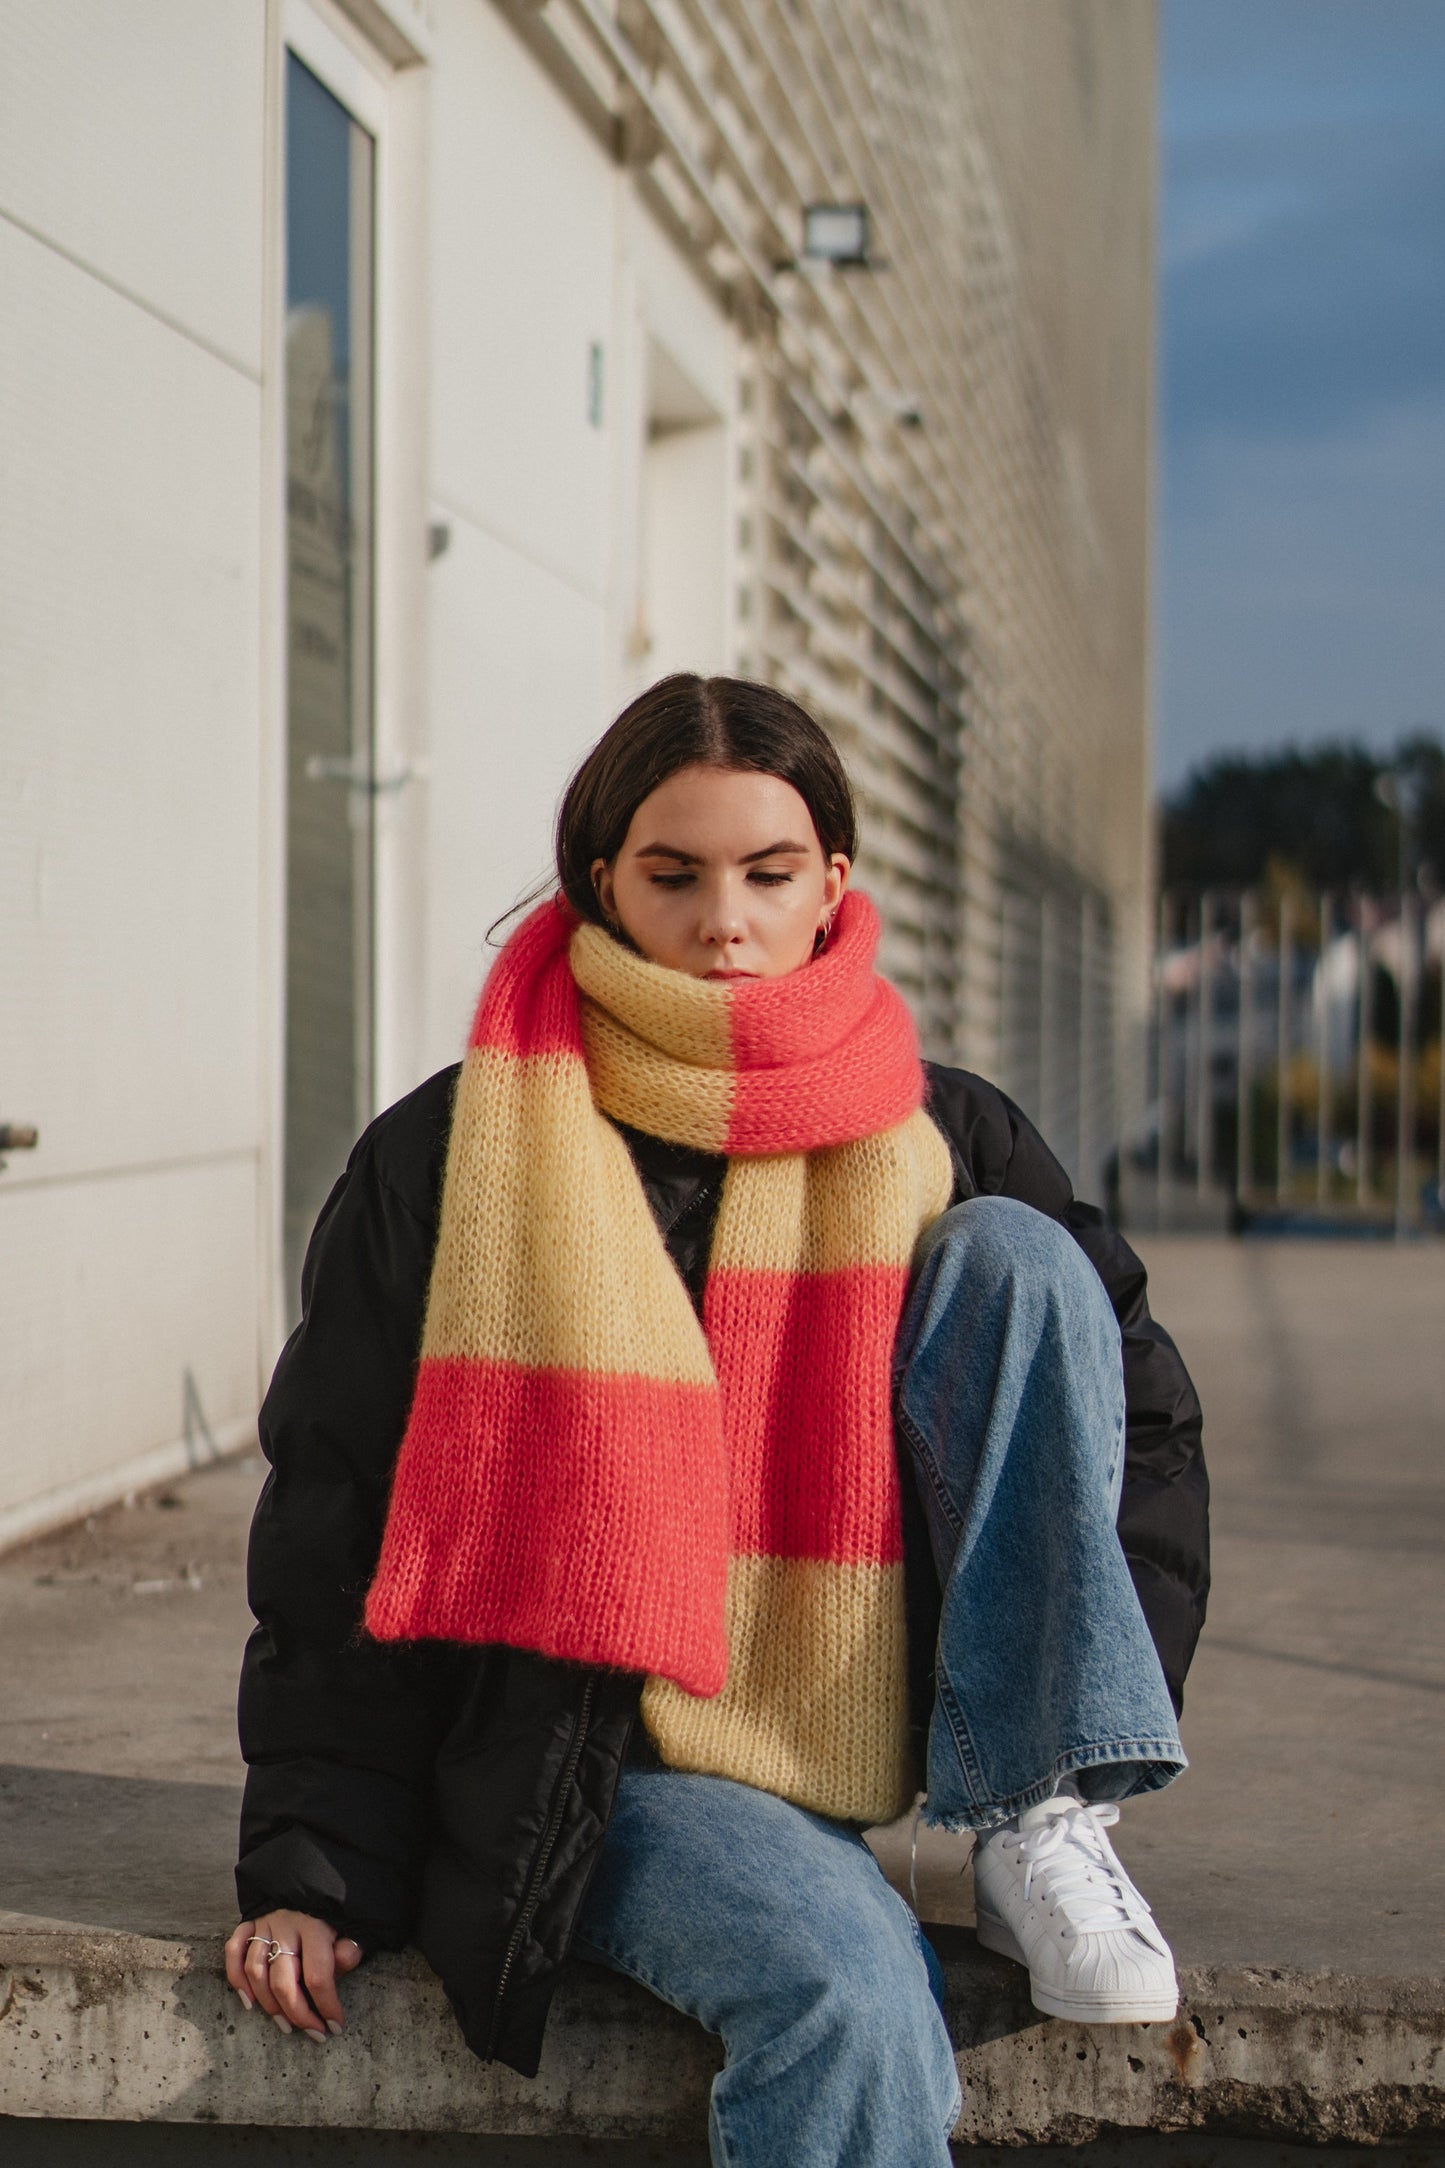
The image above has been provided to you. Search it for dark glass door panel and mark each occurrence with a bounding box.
[283,51,375,1315]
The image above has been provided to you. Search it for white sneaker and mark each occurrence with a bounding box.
[972,1794,1178,2023]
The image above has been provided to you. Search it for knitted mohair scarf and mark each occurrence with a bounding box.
[364,889,953,1824]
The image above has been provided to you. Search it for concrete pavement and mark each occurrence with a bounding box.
[1,1234,1442,2150]
[1120,1235,1445,1980]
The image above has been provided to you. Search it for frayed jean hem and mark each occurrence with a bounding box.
[919,1738,1187,1835]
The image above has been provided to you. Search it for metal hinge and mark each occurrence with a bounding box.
[0,1123,38,1174]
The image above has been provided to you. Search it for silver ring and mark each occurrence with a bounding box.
[265,1943,300,1964]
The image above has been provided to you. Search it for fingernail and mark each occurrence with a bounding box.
[305,2027,327,2045]
[326,2019,343,2036]
[271,2012,292,2035]
[238,1991,254,2012]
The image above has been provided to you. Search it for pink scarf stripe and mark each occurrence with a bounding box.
[722,897,882,1068]
[469,900,585,1060]
[719,897,923,1150]
[363,1356,731,1695]
[705,1266,909,1562]
[724,982,923,1153]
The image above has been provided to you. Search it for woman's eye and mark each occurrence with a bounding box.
[644,868,792,889]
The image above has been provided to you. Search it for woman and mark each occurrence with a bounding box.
[227,675,1206,2166]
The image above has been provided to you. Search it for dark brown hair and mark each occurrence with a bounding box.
[556,674,857,925]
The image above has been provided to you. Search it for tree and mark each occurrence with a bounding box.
[1160,737,1445,893]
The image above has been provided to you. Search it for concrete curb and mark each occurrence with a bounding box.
[939,1932,1445,2146]
[2,1925,1440,2144]
[0,1422,257,1562]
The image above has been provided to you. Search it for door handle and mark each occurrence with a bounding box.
[303,756,428,797]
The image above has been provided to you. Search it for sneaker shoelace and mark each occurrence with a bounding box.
[1004,1803,1147,1935]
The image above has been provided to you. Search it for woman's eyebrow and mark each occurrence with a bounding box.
[631,839,811,862]
[741,840,810,862]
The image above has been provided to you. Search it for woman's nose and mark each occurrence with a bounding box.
[697,880,747,945]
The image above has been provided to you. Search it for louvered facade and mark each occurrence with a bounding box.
[508,0,1157,1186]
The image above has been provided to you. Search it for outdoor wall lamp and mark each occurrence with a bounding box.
[801,202,873,268]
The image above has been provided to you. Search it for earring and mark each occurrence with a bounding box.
[812,914,834,956]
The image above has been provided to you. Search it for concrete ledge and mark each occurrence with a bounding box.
[3,1925,1440,2147]
[941,1940,1445,2147]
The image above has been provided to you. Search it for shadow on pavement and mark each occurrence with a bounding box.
[0,1761,240,1937]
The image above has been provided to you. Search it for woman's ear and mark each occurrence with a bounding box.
[823,854,851,911]
[591,857,616,923]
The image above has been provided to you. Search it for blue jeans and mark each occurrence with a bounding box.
[576,1197,1186,2166]
[575,1770,960,2167]
[901,1198,1186,1831]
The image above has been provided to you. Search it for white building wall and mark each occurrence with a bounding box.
[0,0,740,1542]
[619,202,739,703]
[414,0,737,1073]
[0,2,269,1546]
[418,0,619,1067]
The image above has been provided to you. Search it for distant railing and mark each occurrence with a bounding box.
[1143,889,1445,1236]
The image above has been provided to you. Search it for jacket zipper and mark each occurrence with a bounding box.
[660,1175,719,1240]
[482,1676,595,2063]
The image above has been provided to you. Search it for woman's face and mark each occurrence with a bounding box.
[592,765,850,980]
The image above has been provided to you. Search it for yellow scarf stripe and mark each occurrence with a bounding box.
[580,999,734,1152]
[642,1556,914,1825]
[421,1046,715,1385]
[708,1110,952,1275]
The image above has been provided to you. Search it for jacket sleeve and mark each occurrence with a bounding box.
[922,1065,1210,1715]
[236,1084,463,1949]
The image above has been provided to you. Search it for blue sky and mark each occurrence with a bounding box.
[1157,0,1445,793]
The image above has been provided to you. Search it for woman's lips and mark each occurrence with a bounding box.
[703,968,757,980]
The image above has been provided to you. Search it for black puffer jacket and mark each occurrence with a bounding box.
[236,1062,1207,2075]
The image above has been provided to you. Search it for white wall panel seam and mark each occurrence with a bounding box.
[0,206,263,387]
[0,1148,262,1200]
[428,489,613,612]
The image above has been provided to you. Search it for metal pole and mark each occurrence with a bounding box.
[1276,893,1292,1205]
[1181,904,1196,1183]
[1197,892,1213,1199]
[1316,893,1332,1206]
[1437,910,1445,1212]
[1079,894,1094,1198]
[1236,892,1253,1207]
[1038,892,1055,1154]
[1156,892,1172,1233]
[1356,895,1373,1208]
[1396,892,1418,1239]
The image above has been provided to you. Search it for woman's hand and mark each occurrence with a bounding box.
[224,1912,364,2043]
